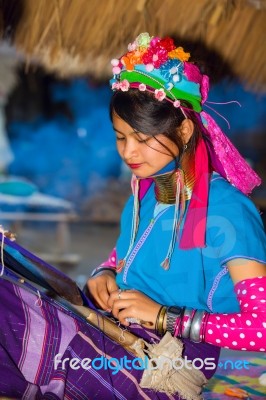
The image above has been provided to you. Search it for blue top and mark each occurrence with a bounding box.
[116,173,266,313]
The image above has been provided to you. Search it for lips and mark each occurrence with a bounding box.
[127,163,143,169]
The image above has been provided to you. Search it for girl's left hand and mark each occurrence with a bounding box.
[107,289,162,328]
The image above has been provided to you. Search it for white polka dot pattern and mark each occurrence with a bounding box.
[201,276,266,351]
[91,247,117,276]
[99,247,117,268]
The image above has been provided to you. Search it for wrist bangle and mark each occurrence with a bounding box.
[155,306,163,336]
[155,306,167,336]
[158,306,167,336]
[91,267,117,278]
[175,306,185,337]
[199,311,209,342]
[181,307,195,339]
[190,310,206,342]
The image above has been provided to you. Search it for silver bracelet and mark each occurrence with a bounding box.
[181,307,194,339]
[189,310,206,342]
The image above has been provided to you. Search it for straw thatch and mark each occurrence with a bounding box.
[0,0,265,90]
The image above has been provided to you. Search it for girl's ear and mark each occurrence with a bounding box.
[179,119,194,145]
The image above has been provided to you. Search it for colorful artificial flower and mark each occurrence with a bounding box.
[135,32,151,49]
[128,41,137,52]
[139,83,147,91]
[160,37,176,52]
[120,80,130,91]
[142,44,168,69]
[168,47,190,62]
[154,88,166,101]
[150,37,161,47]
[160,59,184,84]
[111,82,120,90]
[111,80,130,92]
[173,100,181,108]
[121,49,146,71]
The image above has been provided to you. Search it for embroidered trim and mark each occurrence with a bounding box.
[207,266,229,311]
[122,208,169,284]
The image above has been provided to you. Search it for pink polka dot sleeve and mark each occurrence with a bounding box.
[201,276,266,351]
[91,247,117,276]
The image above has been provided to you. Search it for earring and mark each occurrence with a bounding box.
[183,144,188,151]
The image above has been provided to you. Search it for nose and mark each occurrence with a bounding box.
[121,138,138,161]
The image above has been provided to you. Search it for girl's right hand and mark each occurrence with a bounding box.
[86,271,118,311]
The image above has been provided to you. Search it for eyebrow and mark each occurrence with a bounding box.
[112,126,140,136]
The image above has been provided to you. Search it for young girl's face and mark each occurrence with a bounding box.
[113,114,179,178]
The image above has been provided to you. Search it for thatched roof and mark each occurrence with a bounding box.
[0,0,265,90]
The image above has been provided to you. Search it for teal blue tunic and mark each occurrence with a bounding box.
[116,173,266,313]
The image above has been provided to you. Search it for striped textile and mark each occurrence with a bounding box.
[0,238,220,399]
[0,274,220,399]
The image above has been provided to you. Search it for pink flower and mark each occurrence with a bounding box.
[139,83,146,91]
[120,79,130,91]
[150,37,161,47]
[173,100,181,108]
[142,45,168,69]
[154,88,166,101]
[128,41,137,51]
[111,82,120,90]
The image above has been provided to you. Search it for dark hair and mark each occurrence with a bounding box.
[109,89,204,160]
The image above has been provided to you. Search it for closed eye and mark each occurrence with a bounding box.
[137,138,150,143]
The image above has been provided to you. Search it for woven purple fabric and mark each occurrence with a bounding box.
[0,234,220,400]
[0,260,220,399]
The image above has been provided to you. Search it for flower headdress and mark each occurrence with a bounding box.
[110,33,261,257]
[110,33,205,112]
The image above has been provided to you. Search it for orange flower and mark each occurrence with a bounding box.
[121,50,145,70]
[168,47,190,62]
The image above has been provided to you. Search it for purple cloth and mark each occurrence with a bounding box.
[0,266,220,399]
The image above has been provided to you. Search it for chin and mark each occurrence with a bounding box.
[134,170,151,178]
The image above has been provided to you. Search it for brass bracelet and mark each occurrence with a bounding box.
[155,306,163,335]
[157,306,167,336]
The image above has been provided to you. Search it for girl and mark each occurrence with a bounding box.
[0,33,265,399]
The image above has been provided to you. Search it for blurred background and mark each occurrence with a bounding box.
[0,0,265,284]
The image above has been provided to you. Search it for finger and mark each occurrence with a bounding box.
[106,279,119,296]
[117,307,143,326]
[117,308,133,325]
[87,276,117,311]
[89,282,112,311]
[96,289,111,311]
[111,299,133,318]
[107,289,123,309]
